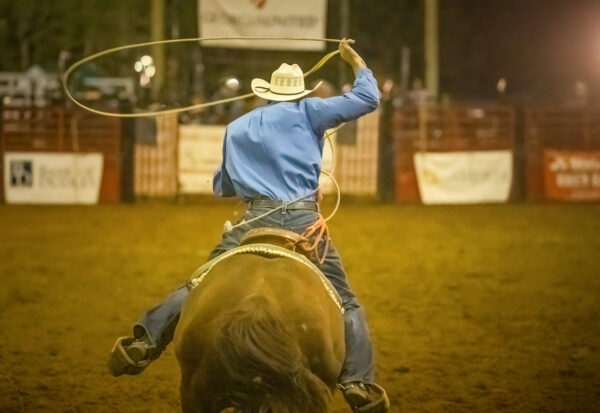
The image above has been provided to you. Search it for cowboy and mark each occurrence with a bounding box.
[108,41,389,412]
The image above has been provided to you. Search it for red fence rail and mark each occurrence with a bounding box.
[525,108,600,200]
[392,104,516,201]
[1,106,122,202]
[3,104,600,204]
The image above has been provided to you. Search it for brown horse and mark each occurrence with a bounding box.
[173,250,345,413]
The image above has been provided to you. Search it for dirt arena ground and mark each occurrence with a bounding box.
[0,200,599,412]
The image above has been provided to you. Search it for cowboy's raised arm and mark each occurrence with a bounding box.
[301,43,379,138]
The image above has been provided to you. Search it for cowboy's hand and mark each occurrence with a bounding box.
[339,40,367,73]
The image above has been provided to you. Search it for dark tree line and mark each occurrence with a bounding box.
[0,0,150,71]
[2,0,599,100]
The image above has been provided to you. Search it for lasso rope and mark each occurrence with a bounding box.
[62,37,352,118]
[63,37,353,256]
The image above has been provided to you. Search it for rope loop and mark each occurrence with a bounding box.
[62,36,354,253]
[62,37,353,118]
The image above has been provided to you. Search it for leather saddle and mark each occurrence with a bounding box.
[240,228,313,260]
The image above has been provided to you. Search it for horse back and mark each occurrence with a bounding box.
[173,253,344,411]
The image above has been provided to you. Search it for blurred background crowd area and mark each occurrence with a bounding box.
[1,0,600,206]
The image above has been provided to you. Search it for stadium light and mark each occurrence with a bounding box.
[497,78,507,94]
[224,77,240,91]
[145,65,156,78]
[140,55,153,66]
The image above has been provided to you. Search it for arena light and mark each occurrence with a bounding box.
[145,65,156,78]
[497,78,507,94]
[140,55,153,66]
[134,61,143,73]
[224,77,240,91]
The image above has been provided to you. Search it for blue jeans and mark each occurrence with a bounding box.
[134,205,375,384]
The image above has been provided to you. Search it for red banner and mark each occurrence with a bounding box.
[544,150,600,200]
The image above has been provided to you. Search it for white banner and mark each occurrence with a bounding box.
[414,150,513,204]
[179,125,227,194]
[4,152,104,204]
[178,124,336,195]
[198,0,327,50]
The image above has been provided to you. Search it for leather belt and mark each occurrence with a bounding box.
[248,199,319,211]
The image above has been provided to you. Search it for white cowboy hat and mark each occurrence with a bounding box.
[251,63,322,102]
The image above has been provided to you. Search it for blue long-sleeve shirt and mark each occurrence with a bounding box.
[213,67,379,201]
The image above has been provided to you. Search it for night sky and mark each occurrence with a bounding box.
[438,0,600,101]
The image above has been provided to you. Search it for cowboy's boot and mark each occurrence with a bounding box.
[339,382,390,413]
[107,335,155,377]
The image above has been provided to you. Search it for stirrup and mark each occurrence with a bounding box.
[107,336,152,377]
[339,382,390,413]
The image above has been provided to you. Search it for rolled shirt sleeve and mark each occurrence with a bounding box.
[302,68,380,138]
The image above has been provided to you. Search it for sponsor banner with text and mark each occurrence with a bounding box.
[198,0,327,50]
[544,150,600,201]
[4,152,104,204]
[414,150,513,204]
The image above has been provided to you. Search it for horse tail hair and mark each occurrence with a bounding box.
[215,295,332,413]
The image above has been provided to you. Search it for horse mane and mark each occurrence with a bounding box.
[215,294,332,413]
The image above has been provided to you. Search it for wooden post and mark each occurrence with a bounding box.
[400,46,411,95]
[424,0,439,98]
[151,0,166,100]
[338,0,350,89]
